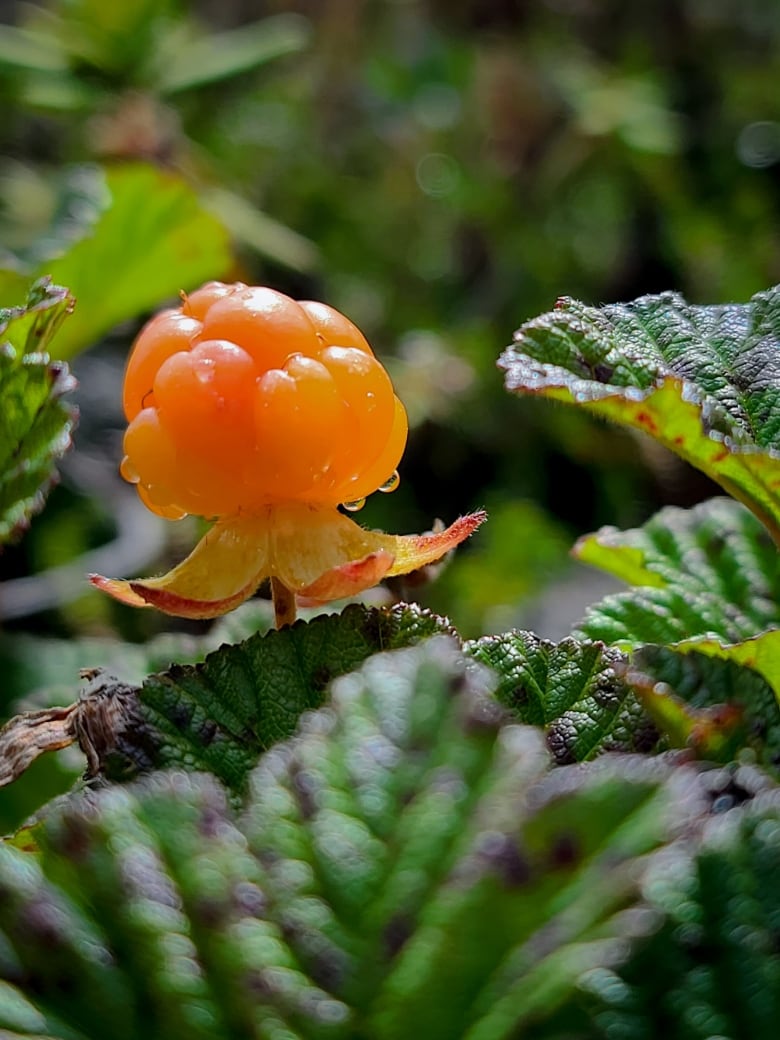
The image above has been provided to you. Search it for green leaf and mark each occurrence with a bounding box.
[0,979,79,1039]
[0,278,76,545]
[575,497,780,647]
[466,631,658,763]
[0,639,717,1040]
[565,775,780,1040]
[156,14,311,95]
[0,276,75,355]
[621,643,780,772]
[27,164,231,359]
[499,287,780,543]
[105,603,452,792]
[671,628,780,705]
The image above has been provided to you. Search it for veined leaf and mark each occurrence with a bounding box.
[499,287,780,542]
[562,775,780,1040]
[466,631,657,763]
[0,276,74,355]
[626,645,780,769]
[574,499,780,766]
[671,629,780,705]
[0,278,76,545]
[0,639,722,1040]
[0,604,453,805]
[575,498,780,647]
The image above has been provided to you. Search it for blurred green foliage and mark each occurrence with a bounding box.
[0,0,779,660]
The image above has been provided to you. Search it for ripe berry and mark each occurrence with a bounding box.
[121,282,408,519]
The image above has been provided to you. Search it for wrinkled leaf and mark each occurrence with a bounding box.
[0,605,453,805]
[630,643,780,770]
[0,278,76,545]
[671,628,780,706]
[466,630,657,763]
[499,287,780,542]
[108,602,453,792]
[0,639,719,1040]
[573,499,780,768]
[558,773,780,1040]
[575,498,780,647]
[30,164,231,359]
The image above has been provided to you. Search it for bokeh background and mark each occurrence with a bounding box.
[1,0,780,658]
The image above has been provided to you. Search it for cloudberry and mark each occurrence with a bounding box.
[121,282,408,518]
[93,282,484,623]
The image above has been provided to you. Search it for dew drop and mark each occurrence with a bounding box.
[342,497,366,512]
[120,455,139,484]
[156,502,188,521]
[137,483,188,520]
[378,469,400,494]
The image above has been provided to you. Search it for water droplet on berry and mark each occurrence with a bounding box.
[156,502,188,520]
[120,455,140,484]
[342,497,366,512]
[378,470,400,493]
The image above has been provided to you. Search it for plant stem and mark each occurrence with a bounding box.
[271,576,297,628]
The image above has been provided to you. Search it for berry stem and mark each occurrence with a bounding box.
[271,576,297,628]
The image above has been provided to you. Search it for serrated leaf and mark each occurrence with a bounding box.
[0,639,719,1040]
[570,777,780,1040]
[672,628,780,705]
[575,497,780,647]
[108,603,453,792]
[0,605,453,808]
[29,164,231,359]
[0,600,274,712]
[499,287,780,542]
[0,278,76,545]
[631,643,780,768]
[0,277,75,355]
[573,499,780,768]
[465,631,658,763]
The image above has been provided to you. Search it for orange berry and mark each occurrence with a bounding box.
[181,280,240,321]
[318,346,396,486]
[153,340,257,517]
[197,286,317,373]
[342,397,408,503]
[120,282,408,519]
[123,407,183,517]
[123,310,200,422]
[299,300,373,355]
[252,354,346,503]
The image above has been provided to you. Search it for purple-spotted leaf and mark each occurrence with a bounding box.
[499,286,780,542]
[0,638,724,1040]
[465,631,658,764]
